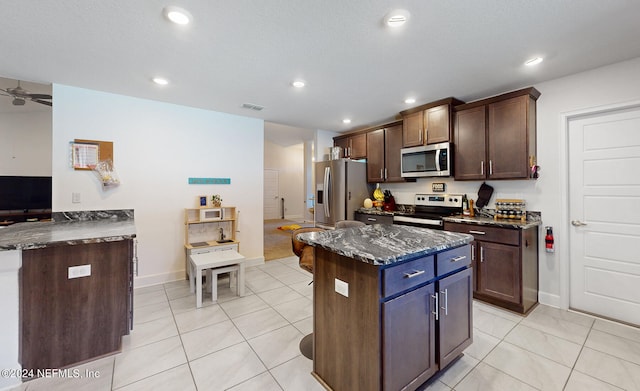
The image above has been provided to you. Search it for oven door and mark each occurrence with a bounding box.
[393,215,444,230]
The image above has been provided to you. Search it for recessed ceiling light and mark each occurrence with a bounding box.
[152,77,169,85]
[404,97,416,104]
[384,9,410,27]
[525,57,543,66]
[292,80,305,88]
[163,6,192,25]
[343,119,352,124]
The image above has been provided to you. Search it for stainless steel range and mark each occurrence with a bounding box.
[393,193,464,229]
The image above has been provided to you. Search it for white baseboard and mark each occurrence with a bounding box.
[538,291,562,309]
[134,256,265,289]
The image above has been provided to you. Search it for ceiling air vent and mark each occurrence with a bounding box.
[241,103,265,111]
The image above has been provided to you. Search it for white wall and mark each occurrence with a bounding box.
[52,85,265,287]
[264,140,305,220]
[0,111,51,176]
[382,56,640,307]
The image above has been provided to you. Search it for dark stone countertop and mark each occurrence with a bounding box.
[443,214,542,229]
[296,224,472,266]
[0,209,136,251]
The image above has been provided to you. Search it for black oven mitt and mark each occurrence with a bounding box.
[476,182,494,208]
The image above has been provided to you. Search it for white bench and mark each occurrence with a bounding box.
[189,250,246,308]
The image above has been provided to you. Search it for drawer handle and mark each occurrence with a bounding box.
[367,218,377,221]
[450,255,467,263]
[404,270,425,278]
[432,293,439,321]
[469,230,486,235]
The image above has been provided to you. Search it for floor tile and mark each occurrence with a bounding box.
[226,371,283,391]
[122,315,178,351]
[593,318,640,343]
[133,288,168,308]
[418,379,451,390]
[532,304,595,328]
[520,309,591,345]
[564,370,624,391]
[435,354,478,388]
[585,328,640,365]
[163,283,192,301]
[133,301,172,325]
[168,294,213,315]
[463,328,500,361]
[189,342,266,390]
[112,336,187,389]
[245,275,285,293]
[257,286,305,306]
[292,316,313,335]
[472,300,524,323]
[219,294,270,318]
[503,323,582,367]
[133,284,165,295]
[113,364,196,391]
[272,296,313,323]
[248,325,304,369]
[172,303,229,334]
[232,307,290,339]
[270,355,325,391]
[454,362,537,391]
[483,341,571,390]
[574,347,640,390]
[180,319,245,361]
[273,270,312,285]
[288,280,314,297]
[472,307,518,339]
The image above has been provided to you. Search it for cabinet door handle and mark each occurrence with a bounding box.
[367,217,377,222]
[481,161,484,175]
[440,289,448,316]
[471,244,475,261]
[450,255,467,263]
[380,169,383,179]
[431,293,439,321]
[384,168,388,179]
[480,246,484,263]
[489,160,493,175]
[469,230,486,235]
[404,270,425,278]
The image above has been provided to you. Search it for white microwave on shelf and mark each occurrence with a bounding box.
[401,142,452,178]
[200,208,223,221]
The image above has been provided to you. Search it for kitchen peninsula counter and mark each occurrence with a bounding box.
[297,224,474,391]
[0,210,136,387]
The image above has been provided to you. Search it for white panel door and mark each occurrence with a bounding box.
[264,169,280,220]
[569,105,640,326]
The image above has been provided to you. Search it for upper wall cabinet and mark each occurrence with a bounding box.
[400,98,464,147]
[366,122,405,183]
[334,133,367,159]
[454,87,540,180]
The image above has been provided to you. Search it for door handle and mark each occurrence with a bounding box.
[431,293,439,321]
[480,246,484,263]
[469,230,486,235]
[571,220,587,227]
[440,289,448,316]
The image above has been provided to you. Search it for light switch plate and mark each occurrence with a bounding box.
[68,264,91,279]
[334,278,349,297]
[72,192,81,203]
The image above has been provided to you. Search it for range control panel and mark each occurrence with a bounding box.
[414,194,463,208]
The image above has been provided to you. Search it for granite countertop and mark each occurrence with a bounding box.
[443,214,542,229]
[0,210,136,251]
[296,224,473,266]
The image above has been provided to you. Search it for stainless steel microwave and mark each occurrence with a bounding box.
[400,142,451,178]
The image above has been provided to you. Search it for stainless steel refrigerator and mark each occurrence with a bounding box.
[315,159,368,229]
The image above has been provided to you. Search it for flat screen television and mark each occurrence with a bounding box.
[0,176,52,211]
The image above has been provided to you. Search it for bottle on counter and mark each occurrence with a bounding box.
[469,199,475,217]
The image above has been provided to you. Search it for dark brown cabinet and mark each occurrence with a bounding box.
[354,211,393,225]
[334,133,367,159]
[400,98,463,147]
[444,221,539,314]
[366,123,404,183]
[454,87,540,180]
[21,240,134,371]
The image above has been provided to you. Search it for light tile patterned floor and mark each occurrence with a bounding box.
[14,256,640,390]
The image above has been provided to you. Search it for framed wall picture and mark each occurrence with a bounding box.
[198,196,207,207]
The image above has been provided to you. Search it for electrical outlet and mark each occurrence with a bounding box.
[72,192,81,203]
[68,264,91,279]
[334,278,349,297]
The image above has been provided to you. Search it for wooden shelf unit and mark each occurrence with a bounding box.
[184,206,238,250]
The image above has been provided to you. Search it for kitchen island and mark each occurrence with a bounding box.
[0,210,136,387]
[297,224,474,391]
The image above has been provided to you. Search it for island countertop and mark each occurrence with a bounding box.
[0,209,136,251]
[296,224,472,266]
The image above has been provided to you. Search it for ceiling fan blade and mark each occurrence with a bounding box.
[28,93,52,100]
[32,99,53,107]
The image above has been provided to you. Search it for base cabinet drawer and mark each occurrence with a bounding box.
[355,212,394,225]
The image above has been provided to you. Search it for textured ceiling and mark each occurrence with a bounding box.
[2,1,640,140]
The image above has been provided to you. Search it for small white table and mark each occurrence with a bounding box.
[189,250,246,308]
